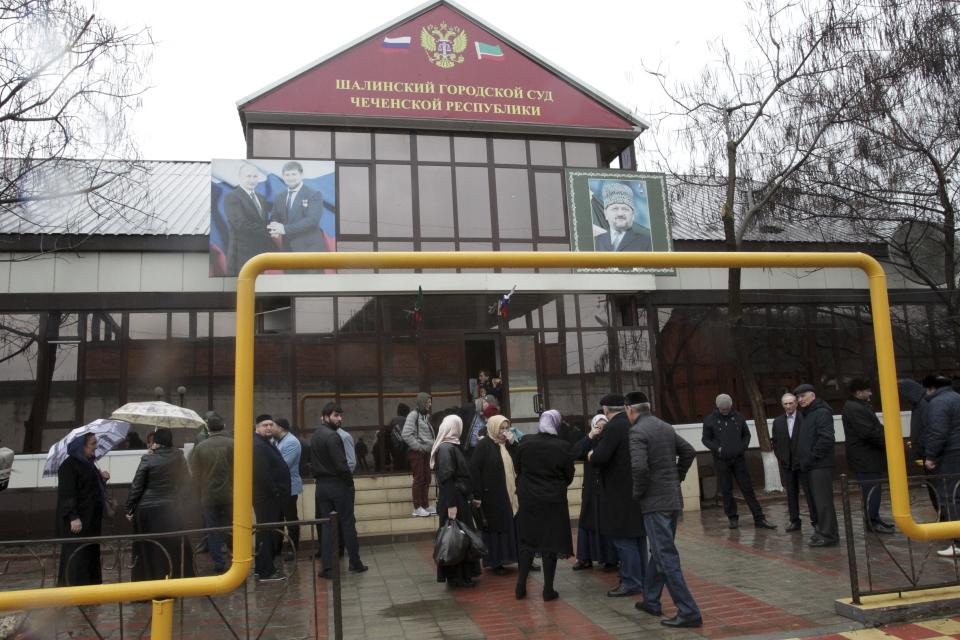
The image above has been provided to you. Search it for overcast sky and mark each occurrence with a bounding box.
[93,0,752,167]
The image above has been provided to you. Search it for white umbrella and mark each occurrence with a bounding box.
[110,401,205,430]
[42,419,130,478]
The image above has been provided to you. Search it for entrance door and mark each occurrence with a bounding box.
[502,333,543,430]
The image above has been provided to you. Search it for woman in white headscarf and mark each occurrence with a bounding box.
[431,414,482,588]
[469,414,520,575]
[513,409,575,601]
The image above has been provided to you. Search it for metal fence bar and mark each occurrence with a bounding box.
[840,474,862,605]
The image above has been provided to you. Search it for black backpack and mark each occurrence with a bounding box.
[390,416,408,455]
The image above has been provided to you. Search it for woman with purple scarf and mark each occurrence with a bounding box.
[514,409,575,601]
[55,433,107,586]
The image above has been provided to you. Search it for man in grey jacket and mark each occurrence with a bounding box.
[402,392,436,517]
[627,391,701,629]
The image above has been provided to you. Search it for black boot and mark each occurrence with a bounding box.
[516,550,533,600]
[541,553,558,601]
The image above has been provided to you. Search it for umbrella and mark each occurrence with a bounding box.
[42,418,130,478]
[110,401,205,430]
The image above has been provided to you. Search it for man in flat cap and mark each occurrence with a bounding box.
[793,384,839,547]
[701,394,776,530]
[589,393,647,597]
[626,391,701,628]
[594,182,653,252]
[841,379,894,534]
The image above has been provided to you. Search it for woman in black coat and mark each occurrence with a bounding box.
[56,433,106,586]
[432,415,482,588]
[125,428,195,581]
[469,415,520,574]
[514,410,575,601]
[572,414,619,570]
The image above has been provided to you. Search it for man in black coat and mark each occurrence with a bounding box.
[252,415,291,581]
[922,374,960,558]
[589,393,647,597]
[794,384,839,547]
[627,391,701,628]
[701,394,776,530]
[771,393,817,532]
[842,379,894,534]
[310,408,367,577]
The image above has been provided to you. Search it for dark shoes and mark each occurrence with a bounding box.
[635,602,663,617]
[728,518,740,529]
[571,560,593,571]
[349,564,369,573]
[755,519,777,530]
[607,585,642,597]
[785,522,802,532]
[867,521,895,534]
[257,572,287,583]
[543,589,559,602]
[491,566,509,576]
[661,615,703,628]
[515,583,527,600]
[808,535,839,547]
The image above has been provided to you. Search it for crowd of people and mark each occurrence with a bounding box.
[50,369,960,626]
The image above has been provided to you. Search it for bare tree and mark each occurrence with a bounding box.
[0,0,153,243]
[798,0,960,361]
[0,0,151,451]
[647,0,879,491]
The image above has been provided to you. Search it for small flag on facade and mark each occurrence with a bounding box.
[475,41,504,61]
[382,36,412,51]
[413,286,424,323]
[490,285,517,318]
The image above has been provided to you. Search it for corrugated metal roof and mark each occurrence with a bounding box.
[1,160,210,236]
[2,160,887,246]
[666,176,874,244]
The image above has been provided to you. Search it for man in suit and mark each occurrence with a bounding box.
[794,384,840,547]
[268,161,330,253]
[225,162,275,276]
[771,393,817,532]
[594,182,652,252]
[589,393,647,597]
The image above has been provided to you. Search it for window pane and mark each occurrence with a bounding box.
[338,297,376,333]
[171,313,190,339]
[376,164,413,237]
[565,141,598,167]
[213,312,236,338]
[454,136,487,163]
[417,134,450,162]
[196,312,210,339]
[544,331,583,418]
[295,130,332,159]
[418,165,455,237]
[495,168,532,239]
[335,131,371,160]
[534,172,566,237]
[336,241,374,274]
[493,138,526,165]
[129,313,167,340]
[339,166,370,235]
[456,166,492,237]
[375,132,411,161]
[251,129,290,157]
[579,294,609,328]
[377,241,415,273]
[530,140,562,166]
[296,297,334,334]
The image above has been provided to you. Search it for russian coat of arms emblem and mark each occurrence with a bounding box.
[420,22,467,69]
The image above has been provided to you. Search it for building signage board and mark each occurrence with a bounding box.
[566,169,675,274]
[240,4,636,131]
[210,159,336,277]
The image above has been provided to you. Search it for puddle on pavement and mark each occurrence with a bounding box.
[379,598,451,617]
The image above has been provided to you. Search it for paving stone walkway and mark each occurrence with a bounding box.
[3,496,960,639]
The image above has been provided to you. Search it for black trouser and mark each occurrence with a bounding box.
[856,471,885,526]
[283,494,300,551]
[781,467,817,527]
[715,456,764,521]
[315,478,362,572]
[802,467,838,542]
[253,498,284,577]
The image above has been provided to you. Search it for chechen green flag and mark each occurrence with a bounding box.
[475,41,504,61]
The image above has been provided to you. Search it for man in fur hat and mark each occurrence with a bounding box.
[594,182,652,252]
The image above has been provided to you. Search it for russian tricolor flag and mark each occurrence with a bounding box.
[382,36,411,52]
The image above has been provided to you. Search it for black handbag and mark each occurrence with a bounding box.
[434,520,469,566]
[470,502,489,532]
[454,518,488,558]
